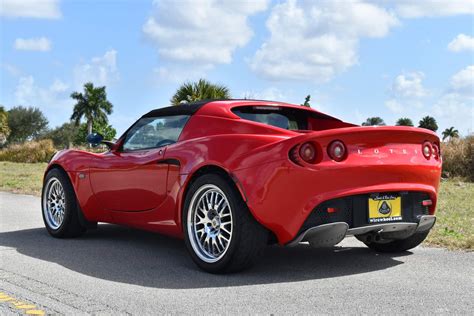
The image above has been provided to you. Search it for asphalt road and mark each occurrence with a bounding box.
[0,191,473,315]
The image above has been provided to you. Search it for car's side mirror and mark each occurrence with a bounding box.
[86,133,116,149]
[86,133,103,147]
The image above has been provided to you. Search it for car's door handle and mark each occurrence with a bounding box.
[156,159,180,166]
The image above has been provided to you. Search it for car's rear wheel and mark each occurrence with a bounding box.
[42,168,86,238]
[358,231,430,253]
[183,173,267,273]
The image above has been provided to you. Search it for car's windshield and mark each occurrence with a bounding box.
[122,115,189,151]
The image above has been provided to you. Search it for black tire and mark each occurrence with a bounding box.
[41,168,86,238]
[361,231,430,253]
[183,173,268,273]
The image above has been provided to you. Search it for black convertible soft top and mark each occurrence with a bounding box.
[142,99,286,118]
[142,100,209,118]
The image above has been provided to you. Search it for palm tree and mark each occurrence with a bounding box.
[442,127,459,141]
[70,82,113,135]
[171,79,230,106]
[396,117,414,126]
[418,116,438,132]
[362,117,386,126]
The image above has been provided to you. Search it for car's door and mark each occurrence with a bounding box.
[89,115,190,212]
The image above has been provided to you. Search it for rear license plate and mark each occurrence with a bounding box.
[368,194,402,223]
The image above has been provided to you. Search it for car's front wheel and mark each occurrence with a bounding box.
[42,168,86,238]
[183,173,267,273]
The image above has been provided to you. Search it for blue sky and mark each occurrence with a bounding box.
[1,0,473,136]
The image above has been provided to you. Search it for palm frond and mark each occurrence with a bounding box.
[171,79,231,106]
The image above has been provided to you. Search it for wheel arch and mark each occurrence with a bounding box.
[177,164,276,244]
[43,163,95,228]
[44,163,70,182]
[45,162,65,172]
[178,164,247,229]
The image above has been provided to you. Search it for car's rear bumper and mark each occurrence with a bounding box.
[232,159,441,244]
[287,215,436,247]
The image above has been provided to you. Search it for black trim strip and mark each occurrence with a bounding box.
[156,158,181,166]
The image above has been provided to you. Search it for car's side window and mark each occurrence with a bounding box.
[122,115,190,151]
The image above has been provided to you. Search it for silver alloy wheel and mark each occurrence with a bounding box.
[187,184,233,263]
[43,177,66,230]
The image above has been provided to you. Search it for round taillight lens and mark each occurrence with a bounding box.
[422,142,432,159]
[299,142,317,163]
[432,143,440,160]
[328,140,347,162]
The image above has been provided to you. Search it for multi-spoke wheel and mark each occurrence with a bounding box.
[44,178,66,229]
[188,184,233,263]
[183,173,268,273]
[41,168,87,238]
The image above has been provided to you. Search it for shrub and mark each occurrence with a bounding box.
[41,122,77,149]
[0,139,56,163]
[441,136,474,182]
[7,106,49,143]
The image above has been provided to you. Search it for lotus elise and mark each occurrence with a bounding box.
[42,100,441,273]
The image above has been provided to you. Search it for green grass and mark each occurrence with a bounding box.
[425,179,474,250]
[0,161,472,250]
[0,161,47,196]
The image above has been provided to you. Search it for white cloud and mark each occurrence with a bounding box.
[10,50,119,128]
[74,50,119,88]
[14,75,73,127]
[250,0,398,82]
[241,87,287,101]
[15,76,68,105]
[14,37,51,52]
[384,66,473,134]
[153,65,211,83]
[448,34,474,52]
[143,0,268,72]
[392,72,427,98]
[50,79,68,93]
[385,71,427,114]
[385,98,423,114]
[393,0,474,18]
[431,66,474,135]
[432,93,473,135]
[450,65,474,95]
[0,0,61,19]
[1,63,22,77]
[385,99,404,113]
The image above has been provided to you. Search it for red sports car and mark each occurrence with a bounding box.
[42,100,441,273]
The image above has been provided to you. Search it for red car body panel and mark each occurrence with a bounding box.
[46,100,442,244]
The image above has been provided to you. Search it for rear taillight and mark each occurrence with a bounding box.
[299,142,317,163]
[422,142,432,159]
[289,142,319,165]
[432,143,440,160]
[328,140,347,162]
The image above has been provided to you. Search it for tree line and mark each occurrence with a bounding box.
[360,115,459,141]
[0,79,462,149]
